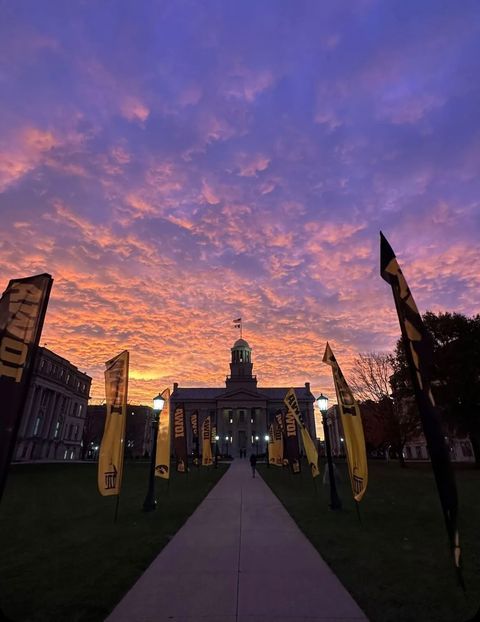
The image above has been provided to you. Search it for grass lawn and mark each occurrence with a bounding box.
[258,460,480,622]
[0,461,228,622]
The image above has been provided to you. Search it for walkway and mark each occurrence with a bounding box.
[106,459,368,622]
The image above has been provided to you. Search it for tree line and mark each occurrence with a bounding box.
[349,312,480,467]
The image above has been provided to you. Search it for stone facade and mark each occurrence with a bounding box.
[14,347,92,461]
[171,338,316,457]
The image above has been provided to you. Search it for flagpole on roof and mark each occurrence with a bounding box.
[233,317,242,339]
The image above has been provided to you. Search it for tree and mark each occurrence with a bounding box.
[350,352,420,466]
[394,312,480,466]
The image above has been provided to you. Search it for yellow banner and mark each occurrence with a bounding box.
[155,388,171,479]
[268,422,284,466]
[284,388,319,478]
[323,343,368,501]
[98,350,129,496]
[202,416,213,466]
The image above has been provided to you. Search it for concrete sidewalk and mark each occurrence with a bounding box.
[106,459,368,622]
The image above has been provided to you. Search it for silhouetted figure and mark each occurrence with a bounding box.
[250,453,257,477]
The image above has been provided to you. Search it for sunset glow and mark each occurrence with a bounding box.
[1,1,479,409]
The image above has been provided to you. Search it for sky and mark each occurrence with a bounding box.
[1,0,479,415]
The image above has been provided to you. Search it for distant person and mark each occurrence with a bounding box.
[250,453,257,478]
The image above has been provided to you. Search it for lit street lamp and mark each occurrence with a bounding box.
[143,392,165,512]
[255,435,259,456]
[265,434,270,467]
[317,393,342,510]
[225,435,230,457]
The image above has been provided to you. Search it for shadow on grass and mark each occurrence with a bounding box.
[0,461,228,622]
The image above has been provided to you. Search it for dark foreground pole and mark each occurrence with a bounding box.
[143,415,159,511]
[322,413,342,510]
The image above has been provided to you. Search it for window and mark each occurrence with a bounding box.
[33,416,42,436]
[73,425,79,440]
[54,420,61,439]
[66,373,70,384]
[63,450,68,460]
[78,404,83,417]
[68,424,74,439]
[415,446,422,459]
[70,450,75,460]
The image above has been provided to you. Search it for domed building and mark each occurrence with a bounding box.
[171,338,315,457]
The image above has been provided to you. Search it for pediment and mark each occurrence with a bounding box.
[217,388,268,402]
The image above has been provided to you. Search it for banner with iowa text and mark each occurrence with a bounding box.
[174,404,188,473]
[284,407,300,474]
[323,343,367,502]
[202,415,213,466]
[275,411,288,466]
[381,231,461,579]
[0,273,53,502]
[190,410,200,466]
[98,350,129,496]
[284,388,319,477]
[155,388,171,479]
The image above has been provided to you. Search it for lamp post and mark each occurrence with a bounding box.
[317,394,342,510]
[265,434,270,467]
[225,435,230,457]
[255,435,259,456]
[214,435,219,468]
[143,393,165,512]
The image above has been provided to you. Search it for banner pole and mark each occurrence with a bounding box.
[354,500,362,525]
[114,494,121,524]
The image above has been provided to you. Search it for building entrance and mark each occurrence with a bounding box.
[238,430,246,457]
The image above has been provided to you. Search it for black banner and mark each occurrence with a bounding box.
[284,409,300,474]
[275,410,288,466]
[173,404,188,473]
[0,273,53,502]
[190,410,200,467]
[381,231,462,583]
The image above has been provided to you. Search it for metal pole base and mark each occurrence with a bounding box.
[329,496,342,511]
[142,497,157,512]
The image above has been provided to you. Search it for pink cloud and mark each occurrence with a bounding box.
[202,180,221,205]
[236,153,270,177]
[120,97,150,123]
[0,127,58,191]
